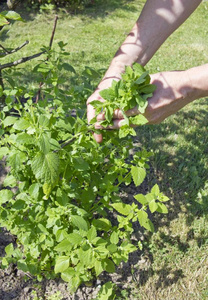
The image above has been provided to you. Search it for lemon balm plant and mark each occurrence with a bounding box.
[0,43,169,294]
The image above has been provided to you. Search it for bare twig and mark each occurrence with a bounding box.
[49,15,58,49]
[0,41,29,57]
[0,51,45,71]
[36,15,58,103]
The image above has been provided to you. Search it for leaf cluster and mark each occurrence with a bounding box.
[91,63,156,138]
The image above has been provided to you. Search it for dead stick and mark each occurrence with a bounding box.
[36,15,58,103]
[0,41,29,57]
[0,51,45,70]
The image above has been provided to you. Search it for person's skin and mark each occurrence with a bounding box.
[87,0,204,143]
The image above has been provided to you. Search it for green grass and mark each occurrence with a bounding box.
[1,1,208,299]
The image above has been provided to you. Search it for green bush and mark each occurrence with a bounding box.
[0,41,169,295]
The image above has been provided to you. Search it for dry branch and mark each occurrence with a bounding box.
[0,41,29,57]
[0,51,45,70]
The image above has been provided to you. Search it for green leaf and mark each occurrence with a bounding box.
[94,260,104,277]
[54,256,70,273]
[137,210,154,232]
[140,84,157,94]
[9,153,21,170]
[151,184,160,196]
[0,14,9,26]
[110,231,119,245]
[73,157,90,171]
[0,189,13,204]
[67,232,83,245]
[31,152,59,185]
[129,114,148,126]
[5,243,14,256]
[71,215,88,231]
[13,119,30,130]
[28,183,39,199]
[96,281,115,300]
[3,116,18,127]
[149,200,158,213]
[99,88,115,101]
[134,193,148,205]
[38,133,51,154]
[61,63,76,73]
[54,240,72,253]
[111,202,132,216]
[55,229,68,243]
[103,258,115,273]
[16,133,33,144]
[3,175,16,187]
[92,218,112,231]
[0,147,9,159]
[87,226,97,242]
[119,126,136,139]
[156,202,168,214]
[12,200,25,210]
[60,267,76,282]
[131,166,146,187]
[1,11,24,21]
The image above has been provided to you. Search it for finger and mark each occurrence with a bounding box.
[93,132,103,143]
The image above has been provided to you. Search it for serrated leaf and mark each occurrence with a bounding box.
[0,147,8,159]
[67,232,83,245]
[3,116,18,127]
[134,193,148,205]
[28,183,39,199]
[5,243,14,256]
[110,231,119,245]
[92,218,112,231]
[103,258,115,273]
[149,200,158,213]
[111,202,132,216]
[16,133,33,144]
[31,152,59,185]
[73,157,89,171]
[99,88,115,101]
[119,126,136,139]
[71,215,88,231]
[54,256,70,273]
[3,175,16,187]
[87,226,97,242]
[0,189,13,204]
[151,184,160,196]
[156,202,168,214]
[13,119,30,130]
[60,267,76,282]
[94,260,103,277]
[129,114,148,126]
[54,240,72,252]
[131,166,146,187]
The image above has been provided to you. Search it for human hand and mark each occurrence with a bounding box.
[87,76,120,143]
[94,70,193,132]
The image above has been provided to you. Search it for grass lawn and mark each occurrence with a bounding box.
[0,0,208,299]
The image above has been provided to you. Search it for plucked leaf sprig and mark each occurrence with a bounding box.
[91,63,156,138]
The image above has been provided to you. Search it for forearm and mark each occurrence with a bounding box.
[186,63,208,101]
[101,0,202,84]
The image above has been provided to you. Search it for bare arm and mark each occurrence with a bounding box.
[87,0,202,142]
[100,0,202,84]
